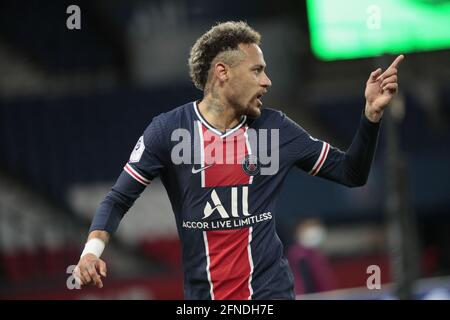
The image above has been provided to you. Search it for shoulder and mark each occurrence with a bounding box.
[254,108,310,139]
[252,107,292,128]
[151,102,193,125]
[139,102,194,149]
[260,107,285,119]
[143,101,193,134]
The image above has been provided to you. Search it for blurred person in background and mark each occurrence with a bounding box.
[286,218,336,295]
[74,21,403,300]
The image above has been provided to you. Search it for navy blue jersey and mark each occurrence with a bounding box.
[90,101,381,299]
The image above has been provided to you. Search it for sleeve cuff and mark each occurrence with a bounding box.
[361,111,381,131]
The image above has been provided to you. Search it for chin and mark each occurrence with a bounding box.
[245,103,262,118]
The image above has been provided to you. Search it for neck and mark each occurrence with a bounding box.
[198,92,242,132]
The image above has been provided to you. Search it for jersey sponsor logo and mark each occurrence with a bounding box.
[129,136,145,163]
[182,212,273,230]
[191,164,214,174]
[203,187,250,219]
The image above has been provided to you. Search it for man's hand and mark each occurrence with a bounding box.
[74,253,107,288]
[364,54,404,123]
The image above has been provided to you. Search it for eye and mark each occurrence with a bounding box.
[253,67,263,74]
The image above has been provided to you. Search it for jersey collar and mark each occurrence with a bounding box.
[193,101,247,138]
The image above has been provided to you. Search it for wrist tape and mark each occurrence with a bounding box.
[81,238,105,258]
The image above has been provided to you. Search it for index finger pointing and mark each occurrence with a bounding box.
[97,259,107,277]
[389,54,404,69]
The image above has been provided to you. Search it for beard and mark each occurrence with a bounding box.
[228,91,264,119]
[245,97,263,118]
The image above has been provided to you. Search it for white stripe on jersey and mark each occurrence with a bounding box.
[196,120,206,188]
[203,231,215,300]
[309,142,330,176]
[124,163,150,186]
[247,226,254,300]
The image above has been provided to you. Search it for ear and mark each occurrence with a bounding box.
[214,62,228,83]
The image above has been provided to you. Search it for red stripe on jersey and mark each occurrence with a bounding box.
[124,163,149,185]
[311,143,330,176]
[206,228,251,300]
[201,125,251,187]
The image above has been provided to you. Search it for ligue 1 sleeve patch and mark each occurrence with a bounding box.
[129,136,145,163]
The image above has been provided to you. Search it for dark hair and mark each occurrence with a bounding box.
[188,21,261,91]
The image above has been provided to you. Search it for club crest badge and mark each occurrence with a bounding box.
[242,154,260,176]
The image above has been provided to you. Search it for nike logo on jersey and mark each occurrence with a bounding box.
[191,164,214,174]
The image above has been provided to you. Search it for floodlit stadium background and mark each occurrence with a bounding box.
[0,0,449,299]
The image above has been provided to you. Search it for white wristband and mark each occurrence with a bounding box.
[81,238,105,258]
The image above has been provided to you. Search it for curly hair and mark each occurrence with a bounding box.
[188,21,261,91]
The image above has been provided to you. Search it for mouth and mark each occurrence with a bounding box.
[255,93,264,107]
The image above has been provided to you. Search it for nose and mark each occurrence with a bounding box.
[261,71,272,88]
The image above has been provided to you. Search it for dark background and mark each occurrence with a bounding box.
[0,0,449,299]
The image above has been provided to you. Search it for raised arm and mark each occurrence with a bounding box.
[292,55,404,187]
[319,55,405,186]
[364,54,404,122]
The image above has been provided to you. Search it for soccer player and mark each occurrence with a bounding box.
[75,21,403,299]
